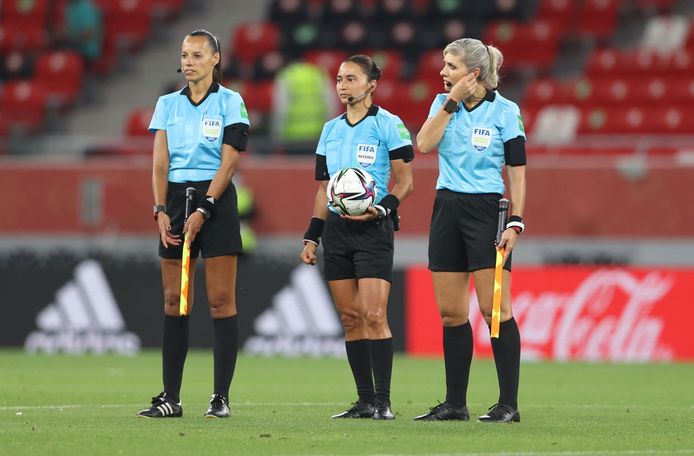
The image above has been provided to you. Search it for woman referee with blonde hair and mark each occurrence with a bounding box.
[414,38,527,423]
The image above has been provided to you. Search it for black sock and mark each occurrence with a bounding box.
[443,322,473,408]
[369,338,394,405]
[490,317,521,409]
[213,315,239,399]
[345,339,375,405]
[162,315,189,403]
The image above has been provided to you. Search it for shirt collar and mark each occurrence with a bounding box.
[341,104,379,127]
[180,82,219,107]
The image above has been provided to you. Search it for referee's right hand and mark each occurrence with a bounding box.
[300,242,318,266]
[157,213,181,248]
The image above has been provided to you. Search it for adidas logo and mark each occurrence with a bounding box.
[243,265,345,357]
[24,260,141,355]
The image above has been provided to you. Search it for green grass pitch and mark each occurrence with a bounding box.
[1,350,693,455]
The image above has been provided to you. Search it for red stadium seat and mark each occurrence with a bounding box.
[361,49,404,81]
[90,34,119,76]
[577,106,646,134]
[1,0,49,27]
[238,80,274,114]
[303,49,348,79]
[231,21,280,65]
[0,81,47,133]
[535,0,579,28]
[102,0,153,51]
[376,79,436,130]
[524,78,595,108]
[34,50,84,107]
[644,106,694,134]
[150,0,185,18]
[412,49,444,85]
[576,0,621,40]
[125,107,155,137]
[0,22,48,53]
[484,19,561,71]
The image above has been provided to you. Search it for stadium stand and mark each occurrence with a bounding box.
[1,0,693,157]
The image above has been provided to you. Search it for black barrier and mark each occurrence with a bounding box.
[0,250,405,355]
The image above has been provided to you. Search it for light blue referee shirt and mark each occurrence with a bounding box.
[428,90,525,194]
[316,105,413,205]
[149,83,250,183]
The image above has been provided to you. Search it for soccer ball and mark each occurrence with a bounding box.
[327,168,378,216]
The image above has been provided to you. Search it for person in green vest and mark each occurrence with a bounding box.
[272,61,335,154]
[235,178,256,254]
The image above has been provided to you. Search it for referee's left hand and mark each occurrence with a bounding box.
[497,228,519,265]
[341,206,380,222]
[184,211,205,244]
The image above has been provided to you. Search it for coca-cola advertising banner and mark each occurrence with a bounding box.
[406,266,694,361]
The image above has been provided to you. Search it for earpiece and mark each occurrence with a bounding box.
[347,82,376,103]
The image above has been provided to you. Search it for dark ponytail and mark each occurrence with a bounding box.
[345,54,381,82]
[189,29,222,84]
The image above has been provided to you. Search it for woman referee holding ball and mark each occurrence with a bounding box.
[300,55,414,420]
[137,29,249,419]
[414,38,526,423]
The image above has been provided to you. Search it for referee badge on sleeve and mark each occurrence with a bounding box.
[471,126,492,152]
[202,116,222,142]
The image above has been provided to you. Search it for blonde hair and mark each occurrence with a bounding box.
[443,38,503,90]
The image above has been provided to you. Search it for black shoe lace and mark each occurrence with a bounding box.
[486,403,510,418]
[210,394,227,407]
[151,393,167,405]
[429,401,446,412]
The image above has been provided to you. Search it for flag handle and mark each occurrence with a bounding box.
[491,198,509,338]
[179,187,195,316]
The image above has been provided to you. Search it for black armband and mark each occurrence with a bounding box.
[315,154,329,181]
[506,215,525,233]
[303,217,325,246]
[504,136,526,166]
[197,195,216,219]
[374,194,400,217]
[223,123,249,151]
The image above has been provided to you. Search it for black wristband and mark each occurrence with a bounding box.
[303,217,325,245]
[506,215,525,233]
[379,194,400,213]
[197,195,215,218]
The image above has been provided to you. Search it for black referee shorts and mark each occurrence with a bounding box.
[159,180,243,259]
[322,212,394,282]
[428,189,512,273]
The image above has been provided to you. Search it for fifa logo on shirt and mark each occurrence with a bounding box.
[356,144,377,167]
[471,127,492,151]
[202,117,222,142]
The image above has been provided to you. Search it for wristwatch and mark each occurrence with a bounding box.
[153,204,166,220]
[196,207,211,220]
[443,98,460,114]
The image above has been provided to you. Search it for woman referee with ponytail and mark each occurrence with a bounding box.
[414,38,527,423]
[300,55,414,421]
[138,29,249,419]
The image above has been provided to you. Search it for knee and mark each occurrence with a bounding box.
[364,309,386,329]
[207,291,233,317]
[163,290,181,315]
[440,310,468,327]
[340,312,362,332]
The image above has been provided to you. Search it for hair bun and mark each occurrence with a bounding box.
[372,64,381,81]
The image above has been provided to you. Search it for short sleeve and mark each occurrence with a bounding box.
[428,95,445,119]
[383,115,412,152]
[501,103,526,142]
[315,123,328,157]
[224,92,251,128]
[148,97,167,134]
